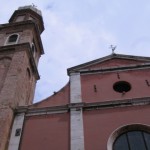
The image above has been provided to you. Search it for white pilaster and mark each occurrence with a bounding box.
[70,73,82,103]
[8,113,25,150]
[70,73,85,150]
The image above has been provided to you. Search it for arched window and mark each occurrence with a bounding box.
[31,41,37,58]
[5,34,19,45]
[8,34,18,43]
[113,130,150,150]
[107,124,150,150]
[31,43,35,54]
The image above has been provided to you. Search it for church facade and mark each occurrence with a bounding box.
[0,6,150,150]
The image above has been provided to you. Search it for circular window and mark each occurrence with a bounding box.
[113,81,131,93]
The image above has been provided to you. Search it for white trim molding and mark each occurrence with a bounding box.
[70,72,82,103]
[71,109,85,150]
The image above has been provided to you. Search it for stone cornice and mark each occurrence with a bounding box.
[67,53,150,75]
[15,105,69,116]
[79,63,150,75]
[15,97,150,116]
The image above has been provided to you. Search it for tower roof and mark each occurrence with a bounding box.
[18,5,42,16]
[9,5,44,33]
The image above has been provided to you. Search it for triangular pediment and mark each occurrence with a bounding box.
[68,54,150,74]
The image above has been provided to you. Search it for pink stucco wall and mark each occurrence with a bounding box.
[81,69,150,103]
[20,113,70,150]
[83,105,150,150]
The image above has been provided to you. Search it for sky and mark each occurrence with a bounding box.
[0,0,150,103]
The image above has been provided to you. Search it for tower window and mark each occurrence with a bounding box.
[5,34,19,45]
[32,43,35,53]
[15,15,25,22]
[31,40,37,58]
[8,34,18,42]
[113,81,131,93]
[31,43,36,57]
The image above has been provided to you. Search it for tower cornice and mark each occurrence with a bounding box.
[9,7,44,33]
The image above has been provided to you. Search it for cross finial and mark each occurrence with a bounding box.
[32,3,37,8]
[110,45,117,54]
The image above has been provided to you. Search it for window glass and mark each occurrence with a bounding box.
[113,131,150,150]
[127,131,146,150]
[8,34,18,43]
[32,43,35,53]
[113,134,129,150]
[31,43,36,57]
[144,132,150,150]
[113,81,131,93]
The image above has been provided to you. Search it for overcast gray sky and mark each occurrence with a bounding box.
[0,0,150,102]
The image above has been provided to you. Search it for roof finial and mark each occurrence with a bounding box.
[32,3,37,8]
[110,45,117,54]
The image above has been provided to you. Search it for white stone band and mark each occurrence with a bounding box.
[70,72,85,150]
[8,113,25,150]
[70,73,82,103]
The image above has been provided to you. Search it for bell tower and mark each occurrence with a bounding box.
[0,6,44,150]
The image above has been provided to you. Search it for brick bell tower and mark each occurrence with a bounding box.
[0,6,44,150]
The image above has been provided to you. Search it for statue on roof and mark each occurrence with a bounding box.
[110,45,117,54]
